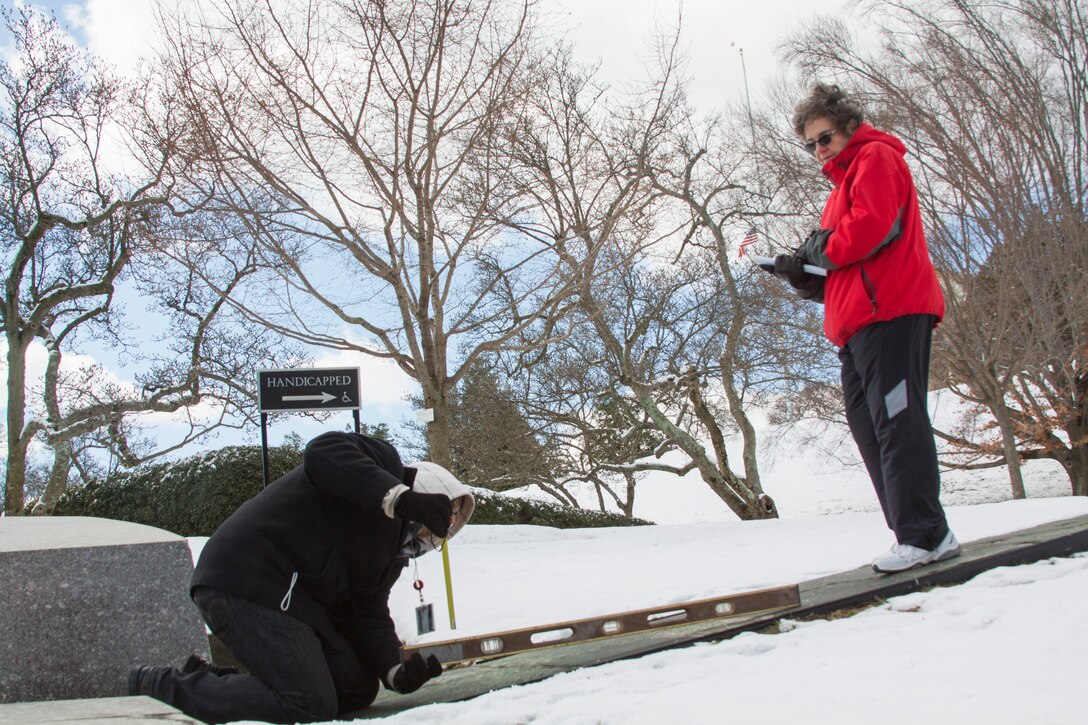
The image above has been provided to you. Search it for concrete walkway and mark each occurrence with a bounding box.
[0,696,198,724]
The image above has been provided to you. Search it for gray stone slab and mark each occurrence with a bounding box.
[0,517,209,704]
[0,516,182,552]
[793,512,1088,613]
[0,696,199,724]
[355,513,1088,718]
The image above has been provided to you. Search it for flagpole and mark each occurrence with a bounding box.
[731,42,757,147]
[731,42,761,259]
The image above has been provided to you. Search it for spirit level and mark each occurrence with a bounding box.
[405,582,800,665]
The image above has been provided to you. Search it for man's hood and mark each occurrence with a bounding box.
[399,461,476,558]
[409,461,476,539]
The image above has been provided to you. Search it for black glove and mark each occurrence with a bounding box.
[774,253,826,303]
[773,254,808,288]
[394,490,453,538]
[392,652,443,694]
[795,274,826,302]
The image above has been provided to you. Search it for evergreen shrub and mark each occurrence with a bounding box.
[53,444,653,536]
[52,443,305,537]
[470,490,652,528]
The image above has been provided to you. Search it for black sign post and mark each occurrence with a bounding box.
[257,367,362,487]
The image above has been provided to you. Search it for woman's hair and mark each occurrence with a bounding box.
[792,83,865,137]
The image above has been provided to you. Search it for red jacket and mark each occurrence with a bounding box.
[801,123,944,347]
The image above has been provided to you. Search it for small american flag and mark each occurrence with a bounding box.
[738,227,758,258]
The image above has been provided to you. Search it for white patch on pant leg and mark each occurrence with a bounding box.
[885,379,908,418]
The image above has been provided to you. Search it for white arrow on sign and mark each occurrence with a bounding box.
[282,392,336,404]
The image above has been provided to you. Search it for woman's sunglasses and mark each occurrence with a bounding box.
[804,129,837,154]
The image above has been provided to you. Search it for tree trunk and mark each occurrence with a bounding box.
[685,380,777,520]
[1064,438,1088,497]
[4,338,28,515]
[42,437,73,511]
[424,389,452,468]
[992,403,1027,499]
[622,473,636,518]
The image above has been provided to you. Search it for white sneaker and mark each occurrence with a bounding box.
[871,543,933,573]
[931,530,962,562]
[871,530,962,573]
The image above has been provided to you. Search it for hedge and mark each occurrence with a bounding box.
[52,443,651,536]
[52,444,302,537]
[470,490,652,528]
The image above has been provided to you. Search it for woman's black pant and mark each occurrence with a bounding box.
[839,314,949,549]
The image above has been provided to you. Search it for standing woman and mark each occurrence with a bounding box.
[783,83,960,573]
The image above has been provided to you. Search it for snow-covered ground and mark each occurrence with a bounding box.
[380,549,1088,725]
[196,392,1088,725]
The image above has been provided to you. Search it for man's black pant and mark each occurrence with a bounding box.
[839,314,949,549]
[143,588,379,724]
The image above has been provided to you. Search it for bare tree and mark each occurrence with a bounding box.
[513,57,770,518]
[782,0,1088,495]
[527,335,682,517]
[647,101,845,507]
[1,8,280,514]
[541,241,788,520]
[494,24,849,519]
[489,36,750,513]
[160,0,580,466]
[507,268,700,515]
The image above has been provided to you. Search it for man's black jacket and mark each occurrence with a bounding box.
[191,432,414,678]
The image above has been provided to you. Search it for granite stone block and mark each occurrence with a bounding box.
[0,517,209,704]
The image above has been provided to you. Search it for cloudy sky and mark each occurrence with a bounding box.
[27,0,846,113]
[3,0,848,448]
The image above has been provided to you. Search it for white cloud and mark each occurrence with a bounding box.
[71,0,845,113]
[0,338,138,412]
[80,0,157,75]
[309,347,418,409]
[547,0,845,114]
[61,2,88,29]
